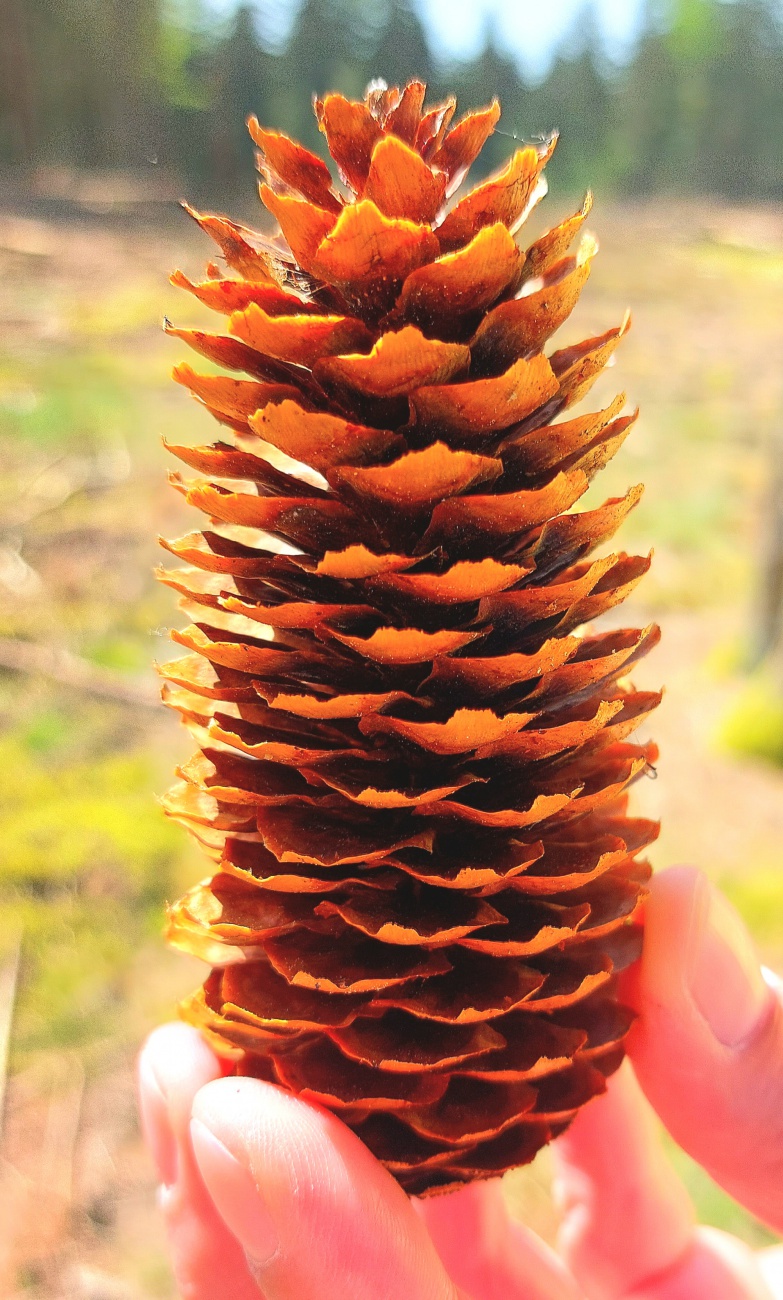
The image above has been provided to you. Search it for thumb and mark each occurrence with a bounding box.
[190,1075,465,1300]
[624,865,783,1233]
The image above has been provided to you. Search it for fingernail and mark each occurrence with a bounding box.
[138,1055,178,1187]
[190,1118,279,1267]
[688,879,771,1047]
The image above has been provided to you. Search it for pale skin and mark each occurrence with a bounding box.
[138,866,783,1300]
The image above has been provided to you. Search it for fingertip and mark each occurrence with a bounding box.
[140,1021,224,1104]
[193,1074,355,1220]
[642,864,703,968]
[629,863,773,1054]
[138,1049,179,1187]
[191,1072,403,1221]
[652,864,703,897]
[138,1026,263,1300]
[190,1115,281,1269]
[644,863,703,920]
[625,865,712,1041]
[192,1073,334,1160]
[137,1023,223,1185]
[191,1076,460,1300]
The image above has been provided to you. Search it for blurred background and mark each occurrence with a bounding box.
[1,0,782,1294]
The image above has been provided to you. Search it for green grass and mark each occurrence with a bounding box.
[717,674,783,768]
[721,867,783,956]
[0,232,199,1072]
[0,717,192,1065]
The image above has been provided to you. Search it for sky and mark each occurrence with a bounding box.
[413,0,646,74]
[249,0,649,77]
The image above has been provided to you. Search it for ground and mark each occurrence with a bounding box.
[0,192,782,1297]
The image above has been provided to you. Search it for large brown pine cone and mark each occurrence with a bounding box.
[159,80,661,1197]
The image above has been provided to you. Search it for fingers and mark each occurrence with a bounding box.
[627,1227,774,1300]
[758,1245,783,1298]
[137,1023,262,1300]
[190,1074,466,1300]
[552,1060,695,1299]
[624,866,783,1233]
[417,1179,583,1300]
[553,1057,775,1300]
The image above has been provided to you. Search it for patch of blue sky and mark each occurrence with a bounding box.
[205,0,648,75]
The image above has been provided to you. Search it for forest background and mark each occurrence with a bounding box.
[3,0,783,201]
[1,0,783,1296]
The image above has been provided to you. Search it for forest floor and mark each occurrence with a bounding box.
[1,193,783,1297]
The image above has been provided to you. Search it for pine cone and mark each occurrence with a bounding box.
[159,80,661,1197]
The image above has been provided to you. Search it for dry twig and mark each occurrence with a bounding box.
[0,637,159,707]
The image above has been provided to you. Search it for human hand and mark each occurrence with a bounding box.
[138,866,783,1299]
